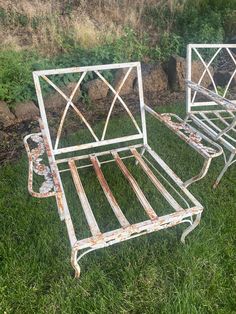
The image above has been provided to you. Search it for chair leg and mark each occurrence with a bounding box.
[181,213,202,244]
[213,152,235,188]
[135,147,146,165]
[71,246,99,278]
[183,158,211,187]
[71,248,81,279]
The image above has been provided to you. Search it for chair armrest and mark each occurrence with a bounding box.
[186,80,236,111]
[23,133,56,198]
[144,105,223,159]
[186,80,236,138]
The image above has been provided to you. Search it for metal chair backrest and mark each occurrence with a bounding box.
[186,44,236,114]
[33,62,147,158]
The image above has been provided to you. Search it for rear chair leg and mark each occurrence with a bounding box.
[213,152,235,188]
[135,147,146,165]
[181,213,202,244]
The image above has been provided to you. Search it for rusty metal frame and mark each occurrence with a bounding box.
[24,62,204,278]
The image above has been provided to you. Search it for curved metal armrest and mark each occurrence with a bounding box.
[24,133,56,198]
[186,80,236,138]
[144,105,223,187]
[186,80,236,111]
[144,105,223,159]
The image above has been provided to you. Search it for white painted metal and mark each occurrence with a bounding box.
[94,70,142,136]
[69,160,102,237]
[53,134,144,155]
[131,148,182,211]
[33,62,140,76]
[137,62,148,146]
[157,44,236,187]
[25,62,204,278]
[101,67,134,140]
[186,44,192,113]
[54,71,88,150]
[55,144,143,165]
[186,44,236,186]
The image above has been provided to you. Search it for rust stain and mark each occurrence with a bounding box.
[24,133,55,198]
[131,148,182,212]
[159,113,218,156]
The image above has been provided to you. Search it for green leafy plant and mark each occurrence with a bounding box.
[151,32,182,61]
[0,50,35,104]
[176,9,224,47]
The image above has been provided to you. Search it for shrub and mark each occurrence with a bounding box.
[0,50,35,104]
[176,7,224,48]
[151,32,183,62]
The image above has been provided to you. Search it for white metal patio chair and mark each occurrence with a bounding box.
[149,44,236,187]
[185,44,236,187]
[24,62,204,278]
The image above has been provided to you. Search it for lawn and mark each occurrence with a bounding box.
[0,104,235,314]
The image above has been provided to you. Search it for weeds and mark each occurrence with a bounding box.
[0,50,35,104]
[0,0,235,106]
[1,0,234,56]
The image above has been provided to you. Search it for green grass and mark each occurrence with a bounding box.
[0,104,236,314]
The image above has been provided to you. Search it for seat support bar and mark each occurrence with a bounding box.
[131,148,182,211]
[90,155,130,228]
[68,160,101,237]
[112,151,158,220]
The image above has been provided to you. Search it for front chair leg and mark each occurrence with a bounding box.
[71,248,81,279]
[213,152,235,188]
[183,158,211,188]
[71,246,99,279]
[181,213,202,244]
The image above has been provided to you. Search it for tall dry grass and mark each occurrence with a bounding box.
[0,0,181,55]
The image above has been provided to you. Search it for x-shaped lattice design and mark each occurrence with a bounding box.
[191,47,236,103]
[41,66,142,150]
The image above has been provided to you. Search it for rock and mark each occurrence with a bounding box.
[0,101,16,128]
[168,55,185,91]
[141,64,168,93]
[168,55,214,91]
[0,130,8,141]
[112,68,137,96]
[13,101,39,122]
[44,82,81,111]
[214,71,236,87]
[67,82,81,101]
[44,91,65,111]
[84,79,108,100]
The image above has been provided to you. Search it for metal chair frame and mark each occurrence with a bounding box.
[151,44,236,187]
[24,62,203,278]
[186,44,236,187]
